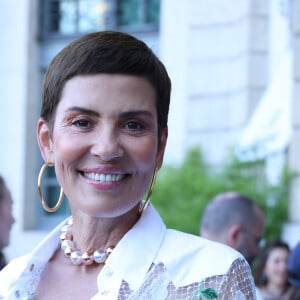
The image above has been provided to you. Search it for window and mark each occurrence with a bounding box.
[40,0,160,39]
[117,0,160,28]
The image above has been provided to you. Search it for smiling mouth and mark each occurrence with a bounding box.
[83,172,126,182]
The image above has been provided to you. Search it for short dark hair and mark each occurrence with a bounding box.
[200,191,261,235]
[41,31,171,137]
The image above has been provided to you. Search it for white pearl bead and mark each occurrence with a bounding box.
[71,250,83,265]
[61,239,74,250]
[93,250,107,263]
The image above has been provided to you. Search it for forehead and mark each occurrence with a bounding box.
[59,74,156,111]
[63,74,154,95]
[268,248,289,260]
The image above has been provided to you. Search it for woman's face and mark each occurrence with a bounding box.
[264,247,289,289]
[38,74,167,218]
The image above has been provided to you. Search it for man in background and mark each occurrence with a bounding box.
[0,175,15,270]
[200,191,265,266]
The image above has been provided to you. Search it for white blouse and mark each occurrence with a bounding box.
[0,205,256,299]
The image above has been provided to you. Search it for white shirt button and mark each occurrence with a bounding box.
[101,289,110,296]
[106,267,113,277]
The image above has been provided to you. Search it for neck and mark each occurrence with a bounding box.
[60,206,141,266]
[71,206,140,253]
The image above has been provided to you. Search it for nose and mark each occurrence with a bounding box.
[8,209,16,225]
[91,126,123,161]
[11,213,16,225]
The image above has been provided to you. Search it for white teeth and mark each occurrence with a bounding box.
[84,172,123,182]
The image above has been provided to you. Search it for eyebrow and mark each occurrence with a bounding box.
[119,110,153,119]
[65,106,100,117]
[65,107,153,118]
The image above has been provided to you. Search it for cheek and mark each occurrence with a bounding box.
[264,262,273,275]
[0,210,10,228]
[53,133,87,164]
[266,262,278,277]
[52,135,88,183]
[129,137,158,170]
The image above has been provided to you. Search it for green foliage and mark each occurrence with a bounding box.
[152,147,290,242]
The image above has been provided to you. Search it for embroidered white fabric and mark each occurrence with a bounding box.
[9,261,46,299]
[1,257,255,300]
[117,259,255,299]
[0,208,256,299]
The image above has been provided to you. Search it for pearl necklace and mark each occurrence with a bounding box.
[60,218,114,266]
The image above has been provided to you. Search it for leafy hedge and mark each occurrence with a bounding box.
[152,147,290,242]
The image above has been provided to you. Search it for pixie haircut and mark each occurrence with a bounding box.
[41,30,171,135]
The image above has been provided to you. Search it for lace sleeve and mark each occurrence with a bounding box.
[201,258,256,299]
[118,258,256,299]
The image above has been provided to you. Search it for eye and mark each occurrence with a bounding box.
[123,120,145,131]
[72,118,94,129]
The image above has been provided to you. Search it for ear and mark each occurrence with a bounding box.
[226,224,242,249]
[155,127,168,170]
[37,118,54,162]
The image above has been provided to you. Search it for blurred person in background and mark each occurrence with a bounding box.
[200,191,265,266]
[254,239,300,300]
[0,175,15,270]
[287,241,300,289]
[200,191,265,299]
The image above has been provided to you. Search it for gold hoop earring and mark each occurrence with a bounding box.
[37,162,64,213]
[139,168,158,216]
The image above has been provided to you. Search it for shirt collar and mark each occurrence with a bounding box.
[26,206,166,291]
[105,204,166,288]
[30,218,67,263]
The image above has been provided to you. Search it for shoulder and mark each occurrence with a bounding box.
[0,254,31,295]
[0,254,30,276]
[0,218,68,298]
[154,229,255,298]
[163,229,243,260]
[288,286,300,299]
[159,229,246,278]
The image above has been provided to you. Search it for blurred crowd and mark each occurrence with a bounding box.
[200,191,300,300]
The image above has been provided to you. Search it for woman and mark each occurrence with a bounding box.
[255,239,300,300]
[0,31,256,299]
[0,175,15,270]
